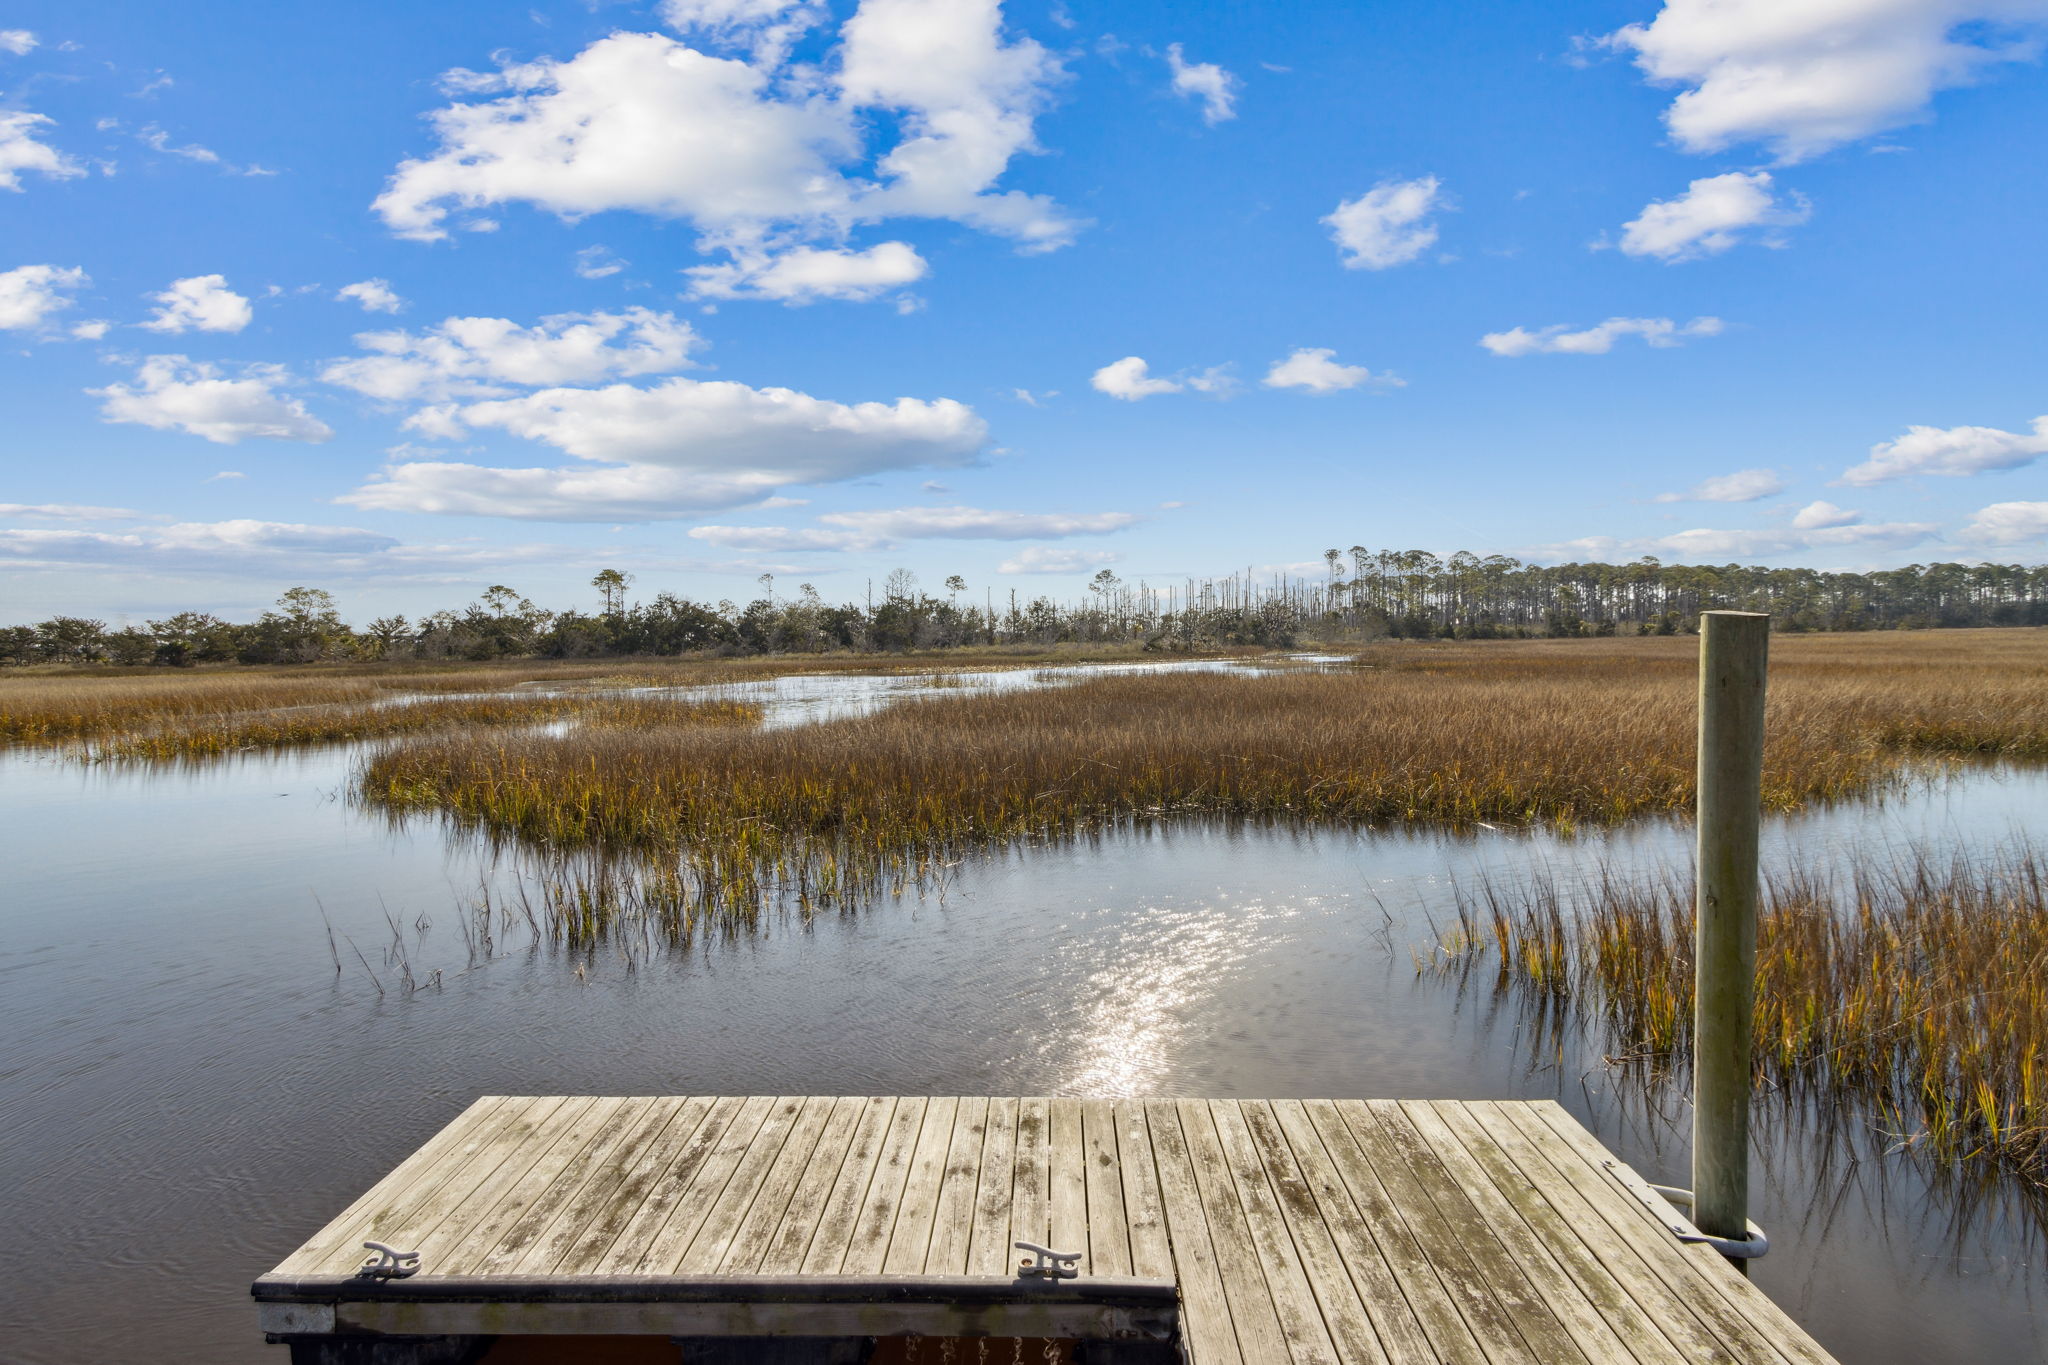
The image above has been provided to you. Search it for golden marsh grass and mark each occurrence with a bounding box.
[1446,846,2048,1182]
[363,630,2048,922]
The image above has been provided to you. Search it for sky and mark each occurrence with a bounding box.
[2,0,2047,623]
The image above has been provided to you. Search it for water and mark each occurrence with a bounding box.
[1,664,2043,1363]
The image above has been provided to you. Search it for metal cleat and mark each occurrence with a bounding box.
[1014,1241,1081,1279]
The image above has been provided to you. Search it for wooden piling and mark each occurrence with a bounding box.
[1693,610,1770,1267]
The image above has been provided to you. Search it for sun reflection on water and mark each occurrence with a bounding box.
[1054,897,1305,1095]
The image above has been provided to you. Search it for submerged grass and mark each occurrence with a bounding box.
[361,630,2048,924]
[1440,846,2048,1183]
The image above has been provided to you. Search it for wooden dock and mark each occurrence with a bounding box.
[255,1096,1839,1364]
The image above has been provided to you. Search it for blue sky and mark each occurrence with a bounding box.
[3,0,2046,622]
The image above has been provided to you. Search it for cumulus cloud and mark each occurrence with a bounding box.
[1618,171,1809,261]
[998,545,1120,573]
[1324,176,1445,270]
[1838,415,2048,485]
[1091,355,1182,401]
[92,355,334,445]
[1600,0,2048,164]
[1481,315,1723,355]
[0,263,88,330]
[0,30,37,55]
[336,279,405,314]
[1962,500,2048,545]
[141,274,254,333]
[71,319,110,340]
[685,240,927,302]
[341,376,986,520]
[1166,43,1239,124]
[374,5,1076,293]
[661,0,827,66]
[1653,468,1786,503]
[322,307,703,402]
[1261,347,1401,393]
[0,110,83,190]
[1791,499,1860,529]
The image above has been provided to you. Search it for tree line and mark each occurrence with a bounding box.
[6,553,2046,667]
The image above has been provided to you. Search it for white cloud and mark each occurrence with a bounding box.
[1791,499,1860,529]
[71,319,110,340]
[206,470,246,482]
[0,264,88,330]
[1261,347,1402,393]
[0,502,149,521]
[686,240,927,302]
[1324,176,1445,270]
[375,6,1076,291]
[1962,501,2048,545]
[336,279,405,314]
[0,30,37,56]
[341,376,986,520]
[998,545,1120,574]
[1091,355,1182,401]
[92,355,334,445]
[1838,415,2048,485]
[1531,519,1938,562]
[574,245,628,279]
[1653,468,1786,503]
[1617,170,1809,261]
[1601,0,2048,164]
[141,274,254,333]
[1166,43,1239,124]
[689,524,870,551]
[661,0,827,65]
[0,520,404,576]
[819,504,1140,539]
[322,307,703,402]
[0,110,83,190]
[1481,315,1723,356]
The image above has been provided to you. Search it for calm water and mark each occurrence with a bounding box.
[2,665,2044,1363]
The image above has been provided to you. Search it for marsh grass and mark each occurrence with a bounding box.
[0,643,1189,749]
[362,632,2048,927]
[1439,845,2048,1183]
[90,694,761,760]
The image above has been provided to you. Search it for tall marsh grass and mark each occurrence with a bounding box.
[362,632,2048,923]
[1443,846,2048,1182]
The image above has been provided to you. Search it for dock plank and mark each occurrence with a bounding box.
[1306,1098,1530,1365]
[1206,1100,1341,1365]
[800,1095,902,1275]
[756,1096,885,1275]
[275,1095,517,1276]
[920,1095,989,1275]
[1236,1099,1393,1365]
[682,1096,823,1274]
[1113,1100,1174,1281]
[884,1095,960,1274]
[965,1096,1019,1276]
[720,1095,846,1275]
[1439,1102,1744,1365]
[1079,1099,1132,1278]
[259,1096,1842,1365]
[1265,1099,1454,1365]
[1508,1103,1832,1365]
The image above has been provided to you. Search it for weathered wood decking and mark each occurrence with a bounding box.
[255,1096,1839,1364]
